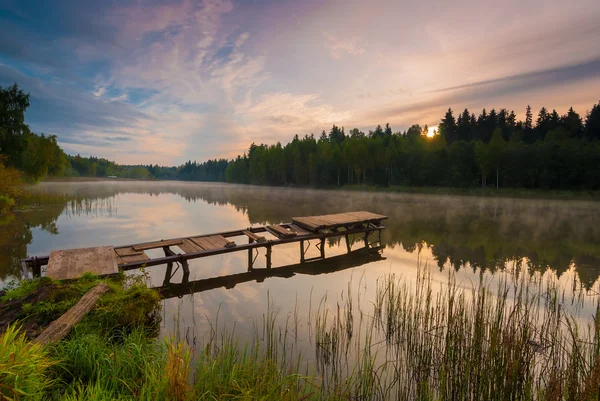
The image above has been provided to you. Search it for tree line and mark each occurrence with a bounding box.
[225,102,600,190]
[3,82,600,192]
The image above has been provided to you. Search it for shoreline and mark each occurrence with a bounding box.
[40,177,600,201]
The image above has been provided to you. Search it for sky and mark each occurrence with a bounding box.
[1,0,599,165]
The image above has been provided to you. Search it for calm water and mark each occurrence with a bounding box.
[2,181,600,351]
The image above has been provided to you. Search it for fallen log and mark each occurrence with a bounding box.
[33,283,110,345]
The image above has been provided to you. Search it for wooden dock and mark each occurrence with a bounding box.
[22,211,387,281]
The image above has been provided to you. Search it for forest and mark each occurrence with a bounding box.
[2,82,600,193]
[225,103,600,190]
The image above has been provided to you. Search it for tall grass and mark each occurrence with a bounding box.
[2,266,599,400]
[309,268,600,400]
[0,324,55,400]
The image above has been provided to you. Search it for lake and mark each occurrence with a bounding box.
[2,181,600,374]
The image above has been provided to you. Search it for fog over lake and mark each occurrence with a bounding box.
[2,181,599,355]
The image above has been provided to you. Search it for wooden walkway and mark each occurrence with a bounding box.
[22,211,387,281]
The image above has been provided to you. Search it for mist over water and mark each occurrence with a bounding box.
[2,181,600,358]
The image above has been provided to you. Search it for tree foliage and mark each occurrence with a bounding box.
[224,102,600,190]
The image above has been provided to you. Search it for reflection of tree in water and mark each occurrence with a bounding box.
[0,196,117,280]
[22,182,600,287]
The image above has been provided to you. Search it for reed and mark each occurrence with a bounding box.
[1,265,599,400]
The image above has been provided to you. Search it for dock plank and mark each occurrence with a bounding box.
[191,236,223,250]
[47,246,118,280]
[243,230,266,243]
[287,224,311,236]
[115,247,143,257]
[178,239,203,254]
[292,211,387,231]
[132,239,183,251]
[117,251,150,264]
[267,225,297,238]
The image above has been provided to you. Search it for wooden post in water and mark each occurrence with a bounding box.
[300,240,305,263]
[247,238,254,271]
[363,230,369,249]
[345,234,351,253]
[162,246,175,285]
[320,238,325,259]
[32,257,41,278]
[266,243,272,269]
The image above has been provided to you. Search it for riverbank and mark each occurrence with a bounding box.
[2,268,599,400]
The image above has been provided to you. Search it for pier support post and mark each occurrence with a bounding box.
[181,259,190,282]
[300,240,305,263]
[266,243,272,269]
[363,230,370,249]
[378,229,382,247]
[345,235,351,254]
[320,238,325,259]
[163,262,173,286]
[21,261,29,279]
[247,238,254,272]
[32,257,41,278]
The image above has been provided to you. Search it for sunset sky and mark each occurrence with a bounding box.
[1,0,599,165]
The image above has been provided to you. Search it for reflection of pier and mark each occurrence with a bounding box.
[21,211,387,280]
[159,247,385,299]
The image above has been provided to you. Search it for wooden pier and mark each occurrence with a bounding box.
[21,211,387,281]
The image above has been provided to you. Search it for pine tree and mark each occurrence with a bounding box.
[439,108,457,143]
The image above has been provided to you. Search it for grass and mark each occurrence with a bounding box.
[1,266,599,400]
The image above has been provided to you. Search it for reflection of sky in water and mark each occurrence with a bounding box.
[13,182,600,358]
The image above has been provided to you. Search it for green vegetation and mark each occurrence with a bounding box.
[225,103,600,190]
[6,82,600,193]
[1,267,599,400]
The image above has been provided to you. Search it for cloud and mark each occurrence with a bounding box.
[324,32,365,60]
[1,0,600,164]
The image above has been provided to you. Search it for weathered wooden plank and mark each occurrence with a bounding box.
[33,283,110,345]
[178,239,203,254]
[191,236,220,250]
[267,225,297,238]
[117,251,150,264]
[215,235,237,248]
[115,247,143,257]
[47,247,118,280]
[243,230,266,243]
[132,239,183,251]
[292,211,388,231]
[287,224,311,236]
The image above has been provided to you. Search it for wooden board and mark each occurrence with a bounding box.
[190,235,236,250]
[292,211,387,232]
[267,225,297,238]
[243,230,266,243]
[178,239,203,254]
[47,246,118,280]
[132,239,183,251]
[287,224,311,236]
[34,283,110,345]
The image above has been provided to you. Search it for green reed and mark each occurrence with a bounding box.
[2,265,599,400]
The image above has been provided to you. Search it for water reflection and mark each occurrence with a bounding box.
[6,181,600,289]
[158,247,384,300]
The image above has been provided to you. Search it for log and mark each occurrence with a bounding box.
[33,283,110,345]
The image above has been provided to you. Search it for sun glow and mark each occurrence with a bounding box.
[427,126,438,138]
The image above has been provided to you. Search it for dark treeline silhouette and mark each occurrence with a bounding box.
[4,82,600,191]
[226,102,600,190]
[0,84,68,181]
[67,155,229,181]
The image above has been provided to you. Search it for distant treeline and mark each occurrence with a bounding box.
[225,103,600,190]
[3,82,600,191]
